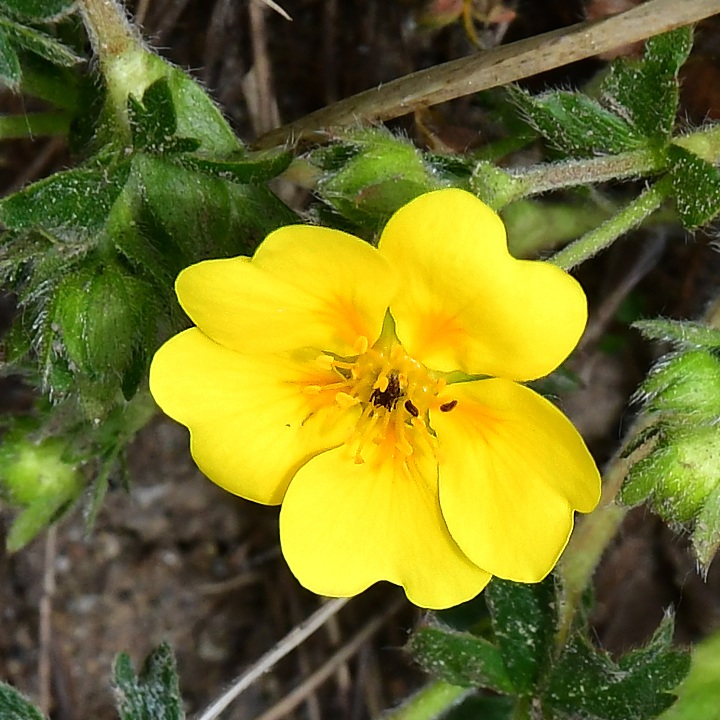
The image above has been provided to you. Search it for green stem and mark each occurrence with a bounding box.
[511,695,532,720]
[549,177,672,271]
[384,681,471,720]
[0,112,72,139]
[77,0,137,62]
[511,148,661,203]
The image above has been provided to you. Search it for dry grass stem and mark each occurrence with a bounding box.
[195,596,351,720]
[253,598,405,720]
[255,0,720,148]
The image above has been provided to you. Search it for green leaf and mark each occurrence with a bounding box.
[0,682,47,720]
[180,150,292,184]
[544,617,690,720]
[445,694,514,720]
[0,27,22,87]
[633,318,720,348]
[0,17,81,68]
[601,27,692,142]
[128,78,184,153]
[408,625,514,693]
[510,88,644,156]
[0,161,131,235]
[1,0,74,20]
[114,643,184,720]
[660,626,720,720]
[666,145,720,228]
[485,577,557,694]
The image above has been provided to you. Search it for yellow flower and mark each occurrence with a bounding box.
[149,188,601,609]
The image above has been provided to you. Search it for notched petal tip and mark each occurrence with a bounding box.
[173,225,396,356]
[379,187,588,380]
[432,378,600,582]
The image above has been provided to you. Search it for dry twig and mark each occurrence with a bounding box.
[255,0,720,148]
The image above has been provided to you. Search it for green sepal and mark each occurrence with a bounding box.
[52,258,156,380]
[510,88,644,157]
[114,643,184,720]
[470,161,523,211]
[543,617,690,720]
[485,576,556,694]
[666,145,720,228]
[315,128,442,235]
[639,349,720,420]
[633,318,720,348]
[621,424,720,523]
[408,624,515,693]
[0,681,47,720]
[601,27,692,143]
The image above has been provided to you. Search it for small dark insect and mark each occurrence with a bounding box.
[439,399,458,412]
[371,372,402,410]
[404,399,420,417]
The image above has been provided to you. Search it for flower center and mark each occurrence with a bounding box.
[307,326,458,466]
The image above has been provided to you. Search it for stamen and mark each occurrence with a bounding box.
[404,399,419,417]
[305,330,447,469]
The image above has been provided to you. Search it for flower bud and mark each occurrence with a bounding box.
[623,426,720,523]
[53,258,154,385]
[640,349,720,421]
[316,129,442,231]
[0,432,83,551]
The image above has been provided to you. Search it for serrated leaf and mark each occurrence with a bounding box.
[128,153,296,262]
[633,318,720,348]
[409,625,514,693]
[510,88,644,157]
[544,617,690,720]
[0,682,47,720]
[0,17,81,68]
[485,576,557,694]
[0,161,131,235]
[114,643,184,720]
[666,145,720,228]
[180,150,292,184]
[128,78,180,153]
[2,0,74,20]
[0,27,22,87]
[660,626,720,720]
[601,27,692,142]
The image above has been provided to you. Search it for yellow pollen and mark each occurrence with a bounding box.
[312,335,452,466]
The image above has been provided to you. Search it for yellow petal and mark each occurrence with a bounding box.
[149,328,356,504]
[378,188,587,380]
[177,225,396,357]
[431,378,601,582]
[279,441,491,609]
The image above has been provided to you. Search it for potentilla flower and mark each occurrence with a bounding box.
[149,188,601,609]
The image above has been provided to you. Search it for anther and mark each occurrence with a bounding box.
[404,399,419,417]
[439,399,458,412]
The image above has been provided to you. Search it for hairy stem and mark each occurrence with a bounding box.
[77,0,138,61]
[549,177,672,270]
[383,681,471,720]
